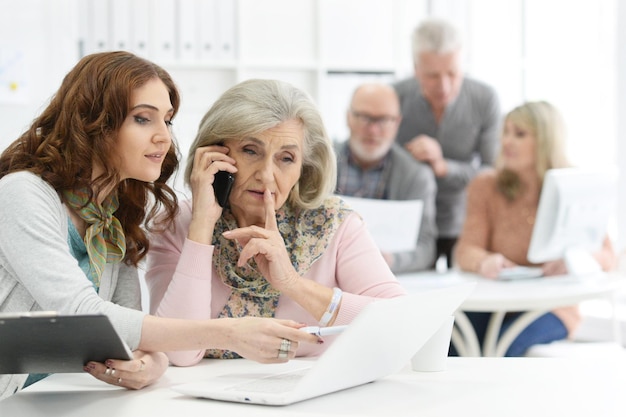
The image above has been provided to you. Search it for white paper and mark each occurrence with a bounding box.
[339,195,423,253]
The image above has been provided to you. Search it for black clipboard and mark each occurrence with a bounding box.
[0,313,133,374]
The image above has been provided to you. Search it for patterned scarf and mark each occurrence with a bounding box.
[205,196,352,359]
[62,188,126,287]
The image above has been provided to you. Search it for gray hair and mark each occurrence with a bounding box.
[411,17,462,61]
[185,79,337,209]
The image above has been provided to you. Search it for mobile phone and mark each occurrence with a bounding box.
[213,170,235,208]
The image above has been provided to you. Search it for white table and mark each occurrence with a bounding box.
[1,357,625,416]
[397,271,626,357]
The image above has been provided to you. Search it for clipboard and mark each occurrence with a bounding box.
[0,313,133,374]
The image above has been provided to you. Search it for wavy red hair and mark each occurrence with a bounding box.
[0,51,180,266]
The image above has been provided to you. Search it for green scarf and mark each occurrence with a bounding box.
[62,188,126,287]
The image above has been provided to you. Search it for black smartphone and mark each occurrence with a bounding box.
[213,170,235,208]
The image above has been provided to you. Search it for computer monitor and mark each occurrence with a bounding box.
[527,167,617,276]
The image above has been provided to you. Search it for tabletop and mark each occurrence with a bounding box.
[397,270,626,311]
[397,270,626,356]
[1,357,624,416]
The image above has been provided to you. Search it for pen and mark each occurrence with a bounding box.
[300,325,348,337]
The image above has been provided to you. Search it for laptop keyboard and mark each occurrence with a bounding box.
[226,369,309,393]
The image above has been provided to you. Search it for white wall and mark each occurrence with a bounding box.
[0,0,623,248]
[618,0,626,252]
[0,0,80,147]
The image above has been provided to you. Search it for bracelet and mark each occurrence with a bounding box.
[319,287,342,327]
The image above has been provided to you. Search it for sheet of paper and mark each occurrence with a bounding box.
[339,196,423,253]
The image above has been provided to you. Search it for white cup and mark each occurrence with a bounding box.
[411,315,455,372]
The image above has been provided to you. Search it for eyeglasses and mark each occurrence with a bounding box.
[350,110,399,129]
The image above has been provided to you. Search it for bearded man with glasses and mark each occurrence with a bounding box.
[334,83,437,273]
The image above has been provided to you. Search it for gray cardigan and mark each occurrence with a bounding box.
[0,171,145,400]
[393,76,501,237]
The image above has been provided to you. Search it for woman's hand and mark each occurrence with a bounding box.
[222,190,336,322]
[478,253,516,279]
[541,259,568,276]
[83,350,168,390]
[188,144,237,244]
[221,317,320,363]
[222,189,299,291]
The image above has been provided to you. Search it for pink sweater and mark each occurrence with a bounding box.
[145,199,408,366]
[455,170,616,335]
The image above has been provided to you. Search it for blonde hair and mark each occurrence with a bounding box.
[185,79,336,209]
[496,101,570,199]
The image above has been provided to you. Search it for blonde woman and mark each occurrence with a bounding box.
[454,101,616,356]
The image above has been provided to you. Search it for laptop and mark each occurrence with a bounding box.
[172,283,474,405]
[0,312,133,374]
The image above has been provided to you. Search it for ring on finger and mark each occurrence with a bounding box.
[280,338,292,352]
[117,377,123,384]
[105,367,112,376]
[277,349,289,359]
